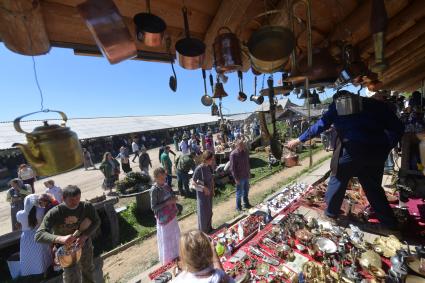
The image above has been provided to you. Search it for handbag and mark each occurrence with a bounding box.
[190,165,205,192]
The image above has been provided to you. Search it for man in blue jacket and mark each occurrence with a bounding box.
[288,90,404,233]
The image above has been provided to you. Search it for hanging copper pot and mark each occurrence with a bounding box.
[175,7,205,70]
[211,103,219,116]
[213,27,242,73]
[291,48,340,88]
[133,0,166,47]
[247,26,295,74]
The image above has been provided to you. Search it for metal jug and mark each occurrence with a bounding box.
[12,110,83,176]
[335,91,363,116]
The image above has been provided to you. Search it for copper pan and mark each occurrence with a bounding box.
[175,7,205,70]
[133,0,166,47]
[78,0,137,64]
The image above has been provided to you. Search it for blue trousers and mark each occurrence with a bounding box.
[176,170,190,195]
[325,149,397,227]
[236,178,250,209]
[166,174,172,187]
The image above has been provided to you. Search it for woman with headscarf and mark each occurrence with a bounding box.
[17,194,54,278]
[192,150,215,233]
[100,152,120,196]
[6,178,31,231]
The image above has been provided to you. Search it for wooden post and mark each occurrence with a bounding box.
[0,0,50,55]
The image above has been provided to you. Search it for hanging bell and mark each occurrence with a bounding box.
[250,94,264,105]
[298,88,309,99]
[211,103,219,116]
[212,81,228,99]
[309,90,321,106]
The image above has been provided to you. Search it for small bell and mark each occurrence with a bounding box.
[212,81,228,99]
[298,88,309,99]
[250,94,264,105]
[309,90,321,106]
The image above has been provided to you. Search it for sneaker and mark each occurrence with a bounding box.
[236,207,243,213]
[244,203,253,209]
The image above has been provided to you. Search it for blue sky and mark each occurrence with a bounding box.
[0,43,351,122]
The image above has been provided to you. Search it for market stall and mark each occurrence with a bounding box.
[148,179,425,283]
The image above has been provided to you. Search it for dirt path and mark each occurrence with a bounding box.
[102,150,332,283]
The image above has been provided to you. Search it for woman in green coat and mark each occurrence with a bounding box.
[100,152,120,195]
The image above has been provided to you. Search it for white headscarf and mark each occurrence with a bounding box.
[23,194,39,214]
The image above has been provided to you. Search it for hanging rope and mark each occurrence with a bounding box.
[22,14,46,111]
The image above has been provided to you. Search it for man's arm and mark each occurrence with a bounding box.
[35,208,59,244]
[298,103,336,143]
[81,203,100,238]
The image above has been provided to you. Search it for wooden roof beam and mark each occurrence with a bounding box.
[359,0,425,59]
[384,62,425,89]
[329,0,409,44]
[0,0,50,55]
[364,17,425,62]
[382,44,425,81]
[381,36,425,78]
[201,0,255,70]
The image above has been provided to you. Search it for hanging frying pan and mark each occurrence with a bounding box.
[201,69,213,106]
[175,7,206,70]
[133,0,166,47]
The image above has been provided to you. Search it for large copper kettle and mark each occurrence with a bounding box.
[12,110,83,176]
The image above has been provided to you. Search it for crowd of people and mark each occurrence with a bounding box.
[4,167,102,282]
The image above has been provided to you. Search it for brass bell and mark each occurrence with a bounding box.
[212,79,228,99]
[250,94,264,105]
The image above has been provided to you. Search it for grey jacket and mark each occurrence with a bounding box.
[150,183,174,215]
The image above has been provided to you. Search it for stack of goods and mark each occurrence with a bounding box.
[212,214,265,258]
[256,183,309,216]
[219,212,425,282]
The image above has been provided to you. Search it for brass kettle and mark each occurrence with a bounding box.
[12,110,83,176]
